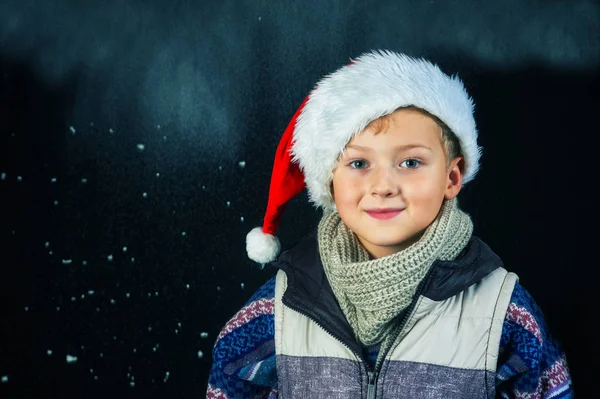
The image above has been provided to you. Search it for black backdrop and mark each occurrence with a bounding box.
[1,0,598,397]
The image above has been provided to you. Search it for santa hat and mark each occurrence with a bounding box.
[246,49,482,265]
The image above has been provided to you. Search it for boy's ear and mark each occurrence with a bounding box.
[444,156,464,200]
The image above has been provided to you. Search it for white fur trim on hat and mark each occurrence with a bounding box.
[246,227,281,266]
[290,49,482,210]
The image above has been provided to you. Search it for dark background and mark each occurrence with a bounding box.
[1,0,597,397]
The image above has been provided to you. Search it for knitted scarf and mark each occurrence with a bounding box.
[317,198,473,346]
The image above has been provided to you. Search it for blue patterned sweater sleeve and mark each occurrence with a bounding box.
[206,276,278,399]
[495,282,574,398]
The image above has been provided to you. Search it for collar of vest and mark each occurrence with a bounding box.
[270,233,504,349]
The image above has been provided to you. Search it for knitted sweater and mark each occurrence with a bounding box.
[206,243,573,398]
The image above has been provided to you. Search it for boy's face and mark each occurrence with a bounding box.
[331,108,463,259]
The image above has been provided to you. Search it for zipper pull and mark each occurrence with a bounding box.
[367,371,377,399]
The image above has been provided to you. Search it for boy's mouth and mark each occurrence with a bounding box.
[365,208,404,220]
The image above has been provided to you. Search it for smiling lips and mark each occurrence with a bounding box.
[365,208,404,220]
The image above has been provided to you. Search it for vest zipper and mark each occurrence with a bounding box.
[367,371,377,399]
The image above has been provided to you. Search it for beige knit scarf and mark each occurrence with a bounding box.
[318,198,473,346]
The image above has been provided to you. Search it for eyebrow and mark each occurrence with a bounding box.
[345,144,433,152]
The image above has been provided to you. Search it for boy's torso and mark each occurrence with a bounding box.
[271,234,518,399]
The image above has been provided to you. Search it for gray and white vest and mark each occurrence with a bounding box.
[272,235,518,399]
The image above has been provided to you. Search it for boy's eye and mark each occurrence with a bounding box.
[401,159,421,169]
[349,160,368,169]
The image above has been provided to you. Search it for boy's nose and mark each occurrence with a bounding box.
[370,169,400,198]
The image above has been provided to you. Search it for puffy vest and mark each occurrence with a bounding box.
[272,235,518,399]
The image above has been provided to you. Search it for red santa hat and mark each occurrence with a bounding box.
[246,49,482,265]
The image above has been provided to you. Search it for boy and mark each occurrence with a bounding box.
[207,50,573,398]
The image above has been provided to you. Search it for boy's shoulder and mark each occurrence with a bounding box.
[242,233,319,305]
[504,281,553,343]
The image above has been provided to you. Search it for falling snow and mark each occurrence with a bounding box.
[4,56,316,391]
[66,355,78,364]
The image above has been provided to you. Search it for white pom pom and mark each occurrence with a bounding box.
[246,227,281,266]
